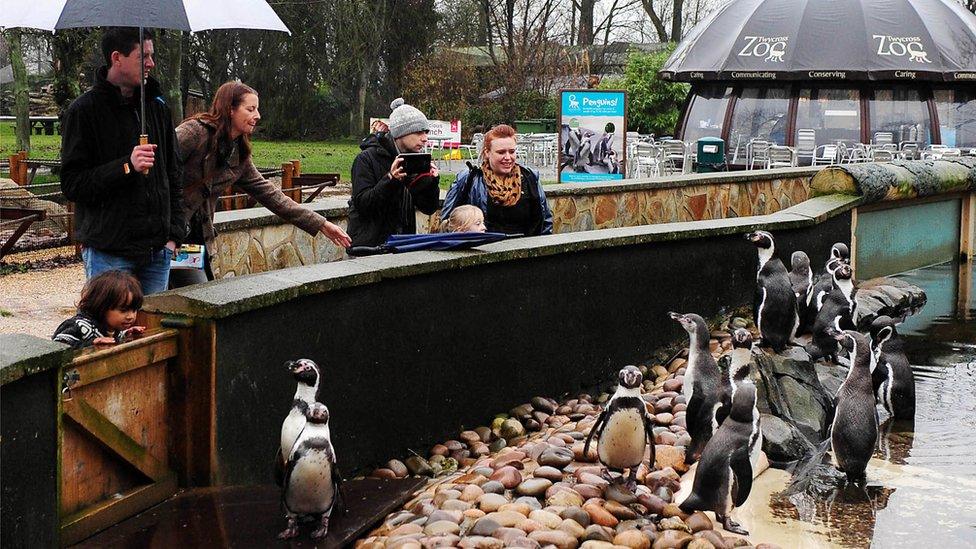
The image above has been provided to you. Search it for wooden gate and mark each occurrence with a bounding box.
[58,330,179,545]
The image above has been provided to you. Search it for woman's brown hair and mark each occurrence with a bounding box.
[189,81,258,159]
[482,124,517,158]
[78,270,143,325]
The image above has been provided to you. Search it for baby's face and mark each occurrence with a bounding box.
[460,217,486,233]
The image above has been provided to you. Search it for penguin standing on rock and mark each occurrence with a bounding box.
[669,312,729,463]
[584,365,655,491]
[870,316,915,422]
[805,243,850,329]
[789,251,814,333]
[279,402,342,540]
[276,359,322,486]
[807,262,857,362]
[679,328,761,535]
[830,329,878,486]
[746,230,798,352]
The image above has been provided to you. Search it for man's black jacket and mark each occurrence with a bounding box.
[60,67,186,258]
[346,132,440,247]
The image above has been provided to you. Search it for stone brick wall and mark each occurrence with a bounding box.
[210,168,819,278]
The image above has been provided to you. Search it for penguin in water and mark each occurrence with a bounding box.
[584,365,655,491]
[669,312,730,463]
[279,402,342,540]
[869,316,915,422]
[830,329,878,486]
[276,359,322,486]
[807,261,857,362]
[789,251,814,334]
[679,328,761,535]
[746,230,798,352]
[805,243,850,330]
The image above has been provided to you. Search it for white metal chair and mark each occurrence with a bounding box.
[633,142,663,178]
[660,139,688,174]
[873,132,894,146]
[460,133,484,161]
[796,129,816,165]
[768,145,797,168]
[899,142,920,160]
[870,149,895,162]
[747,139,772,169]
[813,144,840,165]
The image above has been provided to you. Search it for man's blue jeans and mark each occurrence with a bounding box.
[82,247,172,295]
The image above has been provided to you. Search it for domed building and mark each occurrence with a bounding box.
[660,0,976,164]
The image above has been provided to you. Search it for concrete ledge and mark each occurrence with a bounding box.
[544,166,823,197]
[0,334,71,386]
[146,194,860,320]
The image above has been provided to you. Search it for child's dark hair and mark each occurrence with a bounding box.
[78,270,143,322]
[101,27,155,66]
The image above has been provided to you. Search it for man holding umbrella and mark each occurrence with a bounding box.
[60,27,185,294]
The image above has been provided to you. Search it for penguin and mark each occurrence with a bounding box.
[807,262,857,362]
[584,365,655,491]
[669,312,730,463]
[679,328,760,535]
[276,359,322,486]
[869,316,915,422]
[830,329,878,486]
[745,230,798,352]
[728,328,763,470]
[805,243,850,329]
[279,402,342,540]
[789,251,814,334]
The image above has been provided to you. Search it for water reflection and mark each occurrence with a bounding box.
[766,261,976,548]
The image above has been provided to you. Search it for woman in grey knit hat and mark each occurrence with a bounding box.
[346,98,441,248]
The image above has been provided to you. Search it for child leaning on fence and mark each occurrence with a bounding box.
[439,204,487,233]
[52,270,146,349]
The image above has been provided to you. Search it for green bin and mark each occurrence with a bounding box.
[696,137,725,173]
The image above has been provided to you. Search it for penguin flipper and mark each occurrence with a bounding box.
[274,447,285,487]
[584,408,609,458]
[730,448,753,507]
[332,461,347,515]
[685,392,708,460]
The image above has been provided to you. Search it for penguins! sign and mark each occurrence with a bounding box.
[558,89,627,184]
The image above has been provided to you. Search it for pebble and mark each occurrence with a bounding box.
[371,468,397,479]
[424,520,461,536]
[460,484,484,502]
[514,496,542,510]
[579,473,610,489]
[469,516,502,537]
[583,502,619,527]
[492,451,526,469]
[428,510,462,524]
[389,523,423,537]
[406,456,435,476]
[458,536,503,549]
[657,517,691,533]
[687,539,716,549]
[584,524,616,542]
[528,509,563,529]
[517,478,553,497]
[561,506,592,527]
[442,499,471,512]
[654,445,688,473]
[518,518,545,534]
[695,530,728,549]
[528,529,580,549]
[651,530,693,549]
[478,493,508,512]
[500,419,526,440]
[559,518,587,539]
[488,438,508,453]
[604,499,638,520]
[532,396,557,414]
[499,502,533,516]
[605,484,638,505]
[579,542,617,549]
[614,530,652,549]
[660,503,689,520]
[539,446,575,468]
[485,510,525,528]
[533,465,565,482]
[481,481,505,494]
[654,413,674,425]
[547,488,585,508]
[460,430,482,445]
[489,466,523,489]
[637,493,666,515]
[574,483,604,500]
[685,511,712,533]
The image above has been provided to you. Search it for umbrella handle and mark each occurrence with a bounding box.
[139,134,150,175]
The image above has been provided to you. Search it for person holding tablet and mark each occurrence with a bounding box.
[346,98,440,247]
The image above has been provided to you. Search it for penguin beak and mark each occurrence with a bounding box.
[285,360,297,372]
[668,312,683,321]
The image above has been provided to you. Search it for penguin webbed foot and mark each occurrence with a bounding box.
[311,516,330,540]
[626,469,638,493]
[721,515,749,535]
[277,516,300,540]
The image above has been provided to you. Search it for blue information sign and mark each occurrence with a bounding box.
[559,90,627,183]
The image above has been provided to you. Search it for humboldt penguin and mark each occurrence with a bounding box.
[276,359,322,486]
[789,251,814,334]
[584,365,654,491]
[279,402,342,540]
[746,230,798,352]
[805,243,850,328]
[807,262,857,362]
[869,316,916,422]
[830,329,878,486]
[669,312,729,463]
[728,328,763,470]
[679,328,760,535]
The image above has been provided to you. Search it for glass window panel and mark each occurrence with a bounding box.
[795,88,861,147]
[934,88,976,148]
[868,86,931,147]
[682,86,733,144]
[727,87,790,162]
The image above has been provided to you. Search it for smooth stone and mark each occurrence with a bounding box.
[372,468,398,479]
[539,447,575,468]
[654,398,673,414]
[604,500,638,520]
[654,445,688,474]
[663,378,683,393]
[637,493,666,515]
[517,478,553,497]
[660,504,689,520]
[532,396,557,414]
[493,451,527,469]
[406,456,435,476]
[583,502,619,527]
[465,508,487,520]
[473,467,495,477]
[462,484,486,502]
[654,413,674,426]
[657,517,691,533]
[614,530,652,549]
[444,440,465,451]
[388,538,423,549]
[651,530,693,549]
[461,430,482,444]
[528,509,563,529]
[686,539,716,549]
[655,431,678,446]
[685,512,712,533]
[458,536,504,549]
[500,419,526,440]
[433,490,462,506]
[471,517,503,537]
[489,438,508,453]
[389,523,424,537]
[534,466,565,482]
[424,520,461,536]
[528,529,580,549]
[654,487,673,503]
[574,484,605,500]
[485,511,526,528]
[514,496,543,511]
[584,524,616,542]
[471,442,491,457]
[559,518,587,539]
[499,502,533,516]
[493,527,527,545]
[579,542,617,549]
[560,506,592,527]
[478,493,509,512]
[605,484,638,505]
[695,531,727,549]
[547,489,585,508]
[441,499,472,512]
[517,518,545,534]
[386,459,409,477]
[428,510,462,524]
[490,466,523,489]
[644,468,681,493]
[481,481,505,494]
[423,534,461,548]
[579,473,610,489]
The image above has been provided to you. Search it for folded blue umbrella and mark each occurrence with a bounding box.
[347,232,514,256]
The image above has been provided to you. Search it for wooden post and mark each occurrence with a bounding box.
[18,151,28,184]
[67,202,82,257]
[961,192,975,262]
[291,159,301,177]
[9,154,20,184]
[282,163,295,202]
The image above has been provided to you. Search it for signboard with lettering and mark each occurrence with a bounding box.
[557,90,627,183]
[369,118,462,148]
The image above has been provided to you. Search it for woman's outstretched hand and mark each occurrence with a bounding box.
[321,220,352,248]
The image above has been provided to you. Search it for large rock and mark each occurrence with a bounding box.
[761,414,813,462]
[751,348,834,441]
[855,277,927,328]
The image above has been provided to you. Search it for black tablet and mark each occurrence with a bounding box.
[399,152,432,175]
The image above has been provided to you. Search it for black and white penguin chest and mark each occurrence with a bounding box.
[281,400,310,455]
[285,436,337,515]
[598,396,648,469]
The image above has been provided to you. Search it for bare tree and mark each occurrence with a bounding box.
[576,0,597,45]
[4,30,30,152]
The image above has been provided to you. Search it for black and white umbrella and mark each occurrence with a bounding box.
[1,0,290,142]
[659,0,976,82]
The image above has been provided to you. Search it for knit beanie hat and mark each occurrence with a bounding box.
[388,98,429,139]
